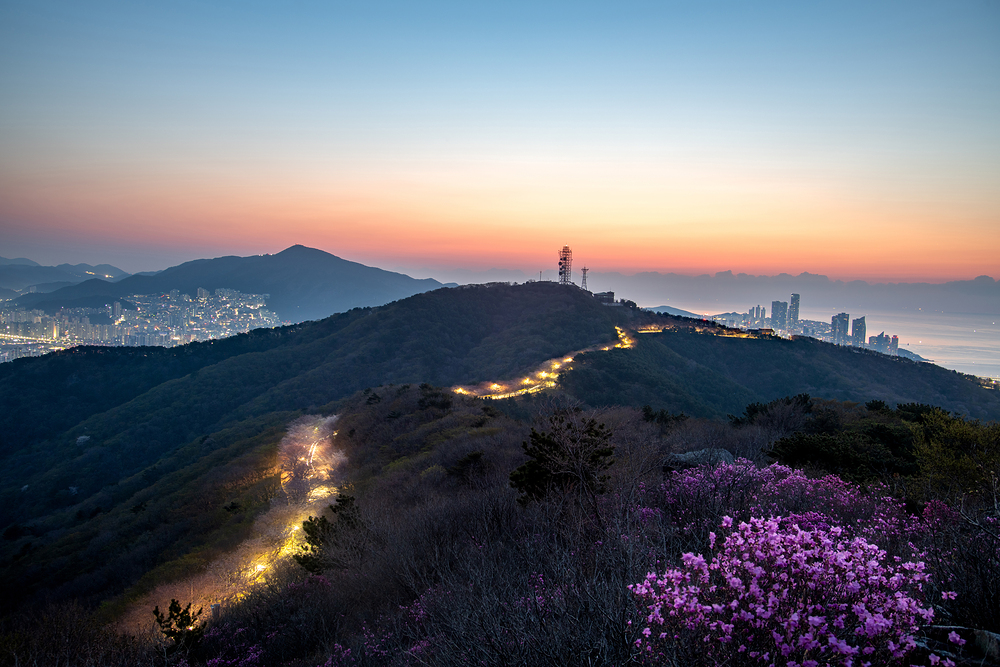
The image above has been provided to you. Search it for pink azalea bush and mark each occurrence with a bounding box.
[657,460,924,549]
[631,515,956,667]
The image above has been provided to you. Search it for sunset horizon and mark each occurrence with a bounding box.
[3,1,998,283]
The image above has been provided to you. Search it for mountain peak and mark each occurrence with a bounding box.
[13,246,442,322]
[277,244,335,258]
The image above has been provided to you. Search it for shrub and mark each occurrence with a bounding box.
[631,516,955,667]
[509,409,614,507]
[653,460,924,555]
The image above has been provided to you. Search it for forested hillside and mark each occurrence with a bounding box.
[4,386,998,667]
[0,283,624,610]
[1,281,998,640]
[562,331,1000,420]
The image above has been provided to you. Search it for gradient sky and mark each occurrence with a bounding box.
[1,1,998,279]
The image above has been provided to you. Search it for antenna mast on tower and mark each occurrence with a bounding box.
[581,267,589,292]
[558,246,573,285]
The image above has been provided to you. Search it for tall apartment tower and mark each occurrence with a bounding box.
[771,300,788,331]
[851,316,867,347]
[890,335,899,356]
[789,294,800,332]
[869,331,891,354]
[832,313,850,345]
[558,246,573,285]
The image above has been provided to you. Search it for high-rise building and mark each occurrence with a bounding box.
[113,301,122,321]
[771,300,788,331]
[869,331,891,354]
[197,287,210,300]
[890,335,899,356]
[558,246,572,285]
[832,313,849,345]
[747,305,766,328]
[851,316,866,347]
[789,294,800,332]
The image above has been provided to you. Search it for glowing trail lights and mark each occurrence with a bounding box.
[614,326,634,349]
[121,414,348,631]
[450,325,641,400]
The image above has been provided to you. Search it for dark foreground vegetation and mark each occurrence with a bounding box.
[3,385,998,667]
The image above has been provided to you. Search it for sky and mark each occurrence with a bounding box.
[1,0,998,280]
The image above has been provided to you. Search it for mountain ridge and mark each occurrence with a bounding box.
[1,282,998,614]
[0,262,128,293]
[12,245,447,321]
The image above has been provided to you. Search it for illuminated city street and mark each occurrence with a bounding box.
[0,288,282,363]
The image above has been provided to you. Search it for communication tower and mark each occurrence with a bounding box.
[558,246,573,285]
[580,266,589,292]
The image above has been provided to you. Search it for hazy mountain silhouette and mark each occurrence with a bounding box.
[0,256,41,267]
[648,305,702,318]
[13,245,448,321]
[0,261,128,293]
[587,270,1000,315]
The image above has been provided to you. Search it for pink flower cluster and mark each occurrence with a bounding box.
[631,516,954,667]
[661,460,921,539]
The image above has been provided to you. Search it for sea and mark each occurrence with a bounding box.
[863,310,1000,380]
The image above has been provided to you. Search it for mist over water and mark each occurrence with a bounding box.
[869,311,1000,379]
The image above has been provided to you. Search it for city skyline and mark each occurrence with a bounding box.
[2,1,998,281]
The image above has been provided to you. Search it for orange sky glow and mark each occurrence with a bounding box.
[1,2,997,282]
[1,158,996,281]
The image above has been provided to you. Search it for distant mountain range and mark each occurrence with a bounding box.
[588,270,1000,316]
[0,257,41,267]
[647,305,703,319]
[0,258,129,293]
[11,245,451,322]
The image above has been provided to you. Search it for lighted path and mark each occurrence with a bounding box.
[451,326,634,400]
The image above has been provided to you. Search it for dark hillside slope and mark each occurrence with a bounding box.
[0,319,351,452]
[13,245,444,321]
[562,332,1000,420]
[0,283,622,608]
[3,283,998,614]
[2,283,618,519]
